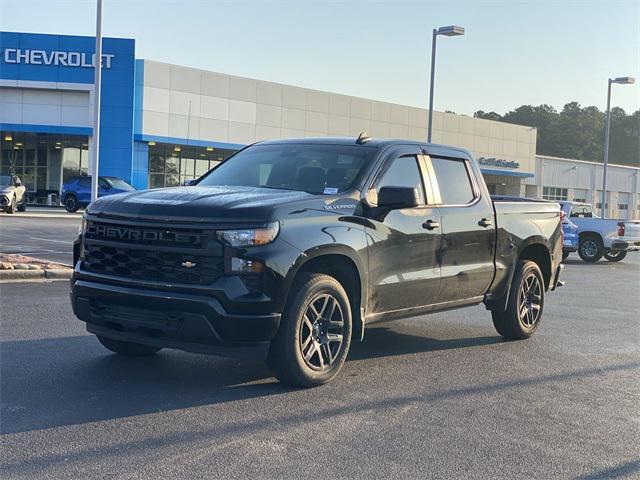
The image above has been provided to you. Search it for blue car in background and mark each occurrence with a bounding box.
[61,176,135,212]
[562,213,579,261]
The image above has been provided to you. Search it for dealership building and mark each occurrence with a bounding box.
[1,31,638,218]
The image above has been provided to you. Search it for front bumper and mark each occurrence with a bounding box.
[611,239,640,252]
[71,279,280,360]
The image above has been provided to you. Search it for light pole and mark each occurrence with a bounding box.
[90,0,103,203]
[600,76,635,217]
[427,25,465,143]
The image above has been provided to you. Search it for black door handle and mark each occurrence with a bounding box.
[478,218,493,228]
[422,220,440,230]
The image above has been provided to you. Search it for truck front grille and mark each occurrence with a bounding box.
[81,219,225,285]
[83,244,224,285]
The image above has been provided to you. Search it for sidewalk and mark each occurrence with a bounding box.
[0,206,83,220]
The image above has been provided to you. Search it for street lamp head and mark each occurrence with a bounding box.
[437,25,465,36]
[611,76,635,85]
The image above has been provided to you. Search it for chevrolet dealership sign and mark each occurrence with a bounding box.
[2,48,115,68]
[478,157,520,169]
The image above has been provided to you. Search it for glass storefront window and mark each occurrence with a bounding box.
[147,143,237,188]
[1,132,89,203]
[63,146,81,184]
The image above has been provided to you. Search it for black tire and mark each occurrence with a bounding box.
[17,196,26,212]
[268,273,352,387]
[97,335,162,356]
[64,194,79,213]
[604,250,627,262]
[562,251,570,262]
[6,196,16,214]
[578,235,604,263]
[492,260,545,340]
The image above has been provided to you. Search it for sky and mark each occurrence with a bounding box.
[1,0,638,115]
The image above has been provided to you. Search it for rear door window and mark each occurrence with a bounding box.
[429,157,475,205]
[570,205,593,218]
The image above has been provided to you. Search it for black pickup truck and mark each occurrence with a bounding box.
[71,137,564,386]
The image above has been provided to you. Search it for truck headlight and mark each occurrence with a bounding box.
[217,222,279,247]
[78,217,87,236]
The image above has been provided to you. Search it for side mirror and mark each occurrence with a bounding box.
[14,178,22,187]
[182,178,196,186]
[377,186,420,209]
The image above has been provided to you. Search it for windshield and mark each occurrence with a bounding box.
[104,178,135,191]
[0,175,12,187]
[197,144,376,194]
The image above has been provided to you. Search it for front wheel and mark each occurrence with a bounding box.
[97,336,162,356]
[604,250,627,262]
[6,196,16,214]
[268,273,352,387]
[492,260,545,340]
[17,197,26,212]
[64,194,79,213]
[578,236,604,263]
[562,251,570,262]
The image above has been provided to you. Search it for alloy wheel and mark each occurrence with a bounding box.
[518,273,542,328]
[65,197,77,212]
[581,240,598,258]
[299,293,345,371]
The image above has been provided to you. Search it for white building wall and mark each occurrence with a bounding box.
[138,60,536,174]
[0,86,91,127]
[533,155,640,219]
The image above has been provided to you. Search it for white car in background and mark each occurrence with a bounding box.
[559,201,640,262]
[0,174,27,214]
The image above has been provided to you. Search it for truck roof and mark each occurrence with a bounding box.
[257,136,473,159]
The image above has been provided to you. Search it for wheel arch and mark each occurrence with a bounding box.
[283,246,367,341]
[578,231,603,242]
[486,237,553,313]
[518,243,552,290]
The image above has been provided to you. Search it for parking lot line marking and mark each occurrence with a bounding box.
[29,237,72,244]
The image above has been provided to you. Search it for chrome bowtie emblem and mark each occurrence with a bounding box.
[181,261,197,268]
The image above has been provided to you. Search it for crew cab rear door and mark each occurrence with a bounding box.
[364,146,442,314]
[423,154,496,302]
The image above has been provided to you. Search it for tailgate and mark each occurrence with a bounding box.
[622,219,640,241]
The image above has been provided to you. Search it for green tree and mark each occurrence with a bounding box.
[474,102,639,167]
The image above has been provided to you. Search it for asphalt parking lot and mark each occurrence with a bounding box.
[1,248,639,479]
[0,210,81,265]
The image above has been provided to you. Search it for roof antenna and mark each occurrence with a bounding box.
[356,131,371,144]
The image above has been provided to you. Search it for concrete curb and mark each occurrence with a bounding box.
[0,268,73,282]
[4,213,82,220]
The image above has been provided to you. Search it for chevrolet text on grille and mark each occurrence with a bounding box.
[87,224,203,243]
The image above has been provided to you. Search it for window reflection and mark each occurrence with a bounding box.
[147,143,236,188]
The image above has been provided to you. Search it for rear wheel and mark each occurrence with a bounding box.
[492,260,544,340]
[268,273,352,387]
[64,194,79,213]
[97,335,162,356]
[578,235,604,263]
[604,250,627,262]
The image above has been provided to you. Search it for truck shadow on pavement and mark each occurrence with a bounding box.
[1,326,498,435]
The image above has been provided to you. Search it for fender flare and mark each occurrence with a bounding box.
[282,243,368,338]
[486,236,552,312]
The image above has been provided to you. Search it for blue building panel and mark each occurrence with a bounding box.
[1,31,137,186]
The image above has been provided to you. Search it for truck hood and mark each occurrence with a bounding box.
[86,185,324,223]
